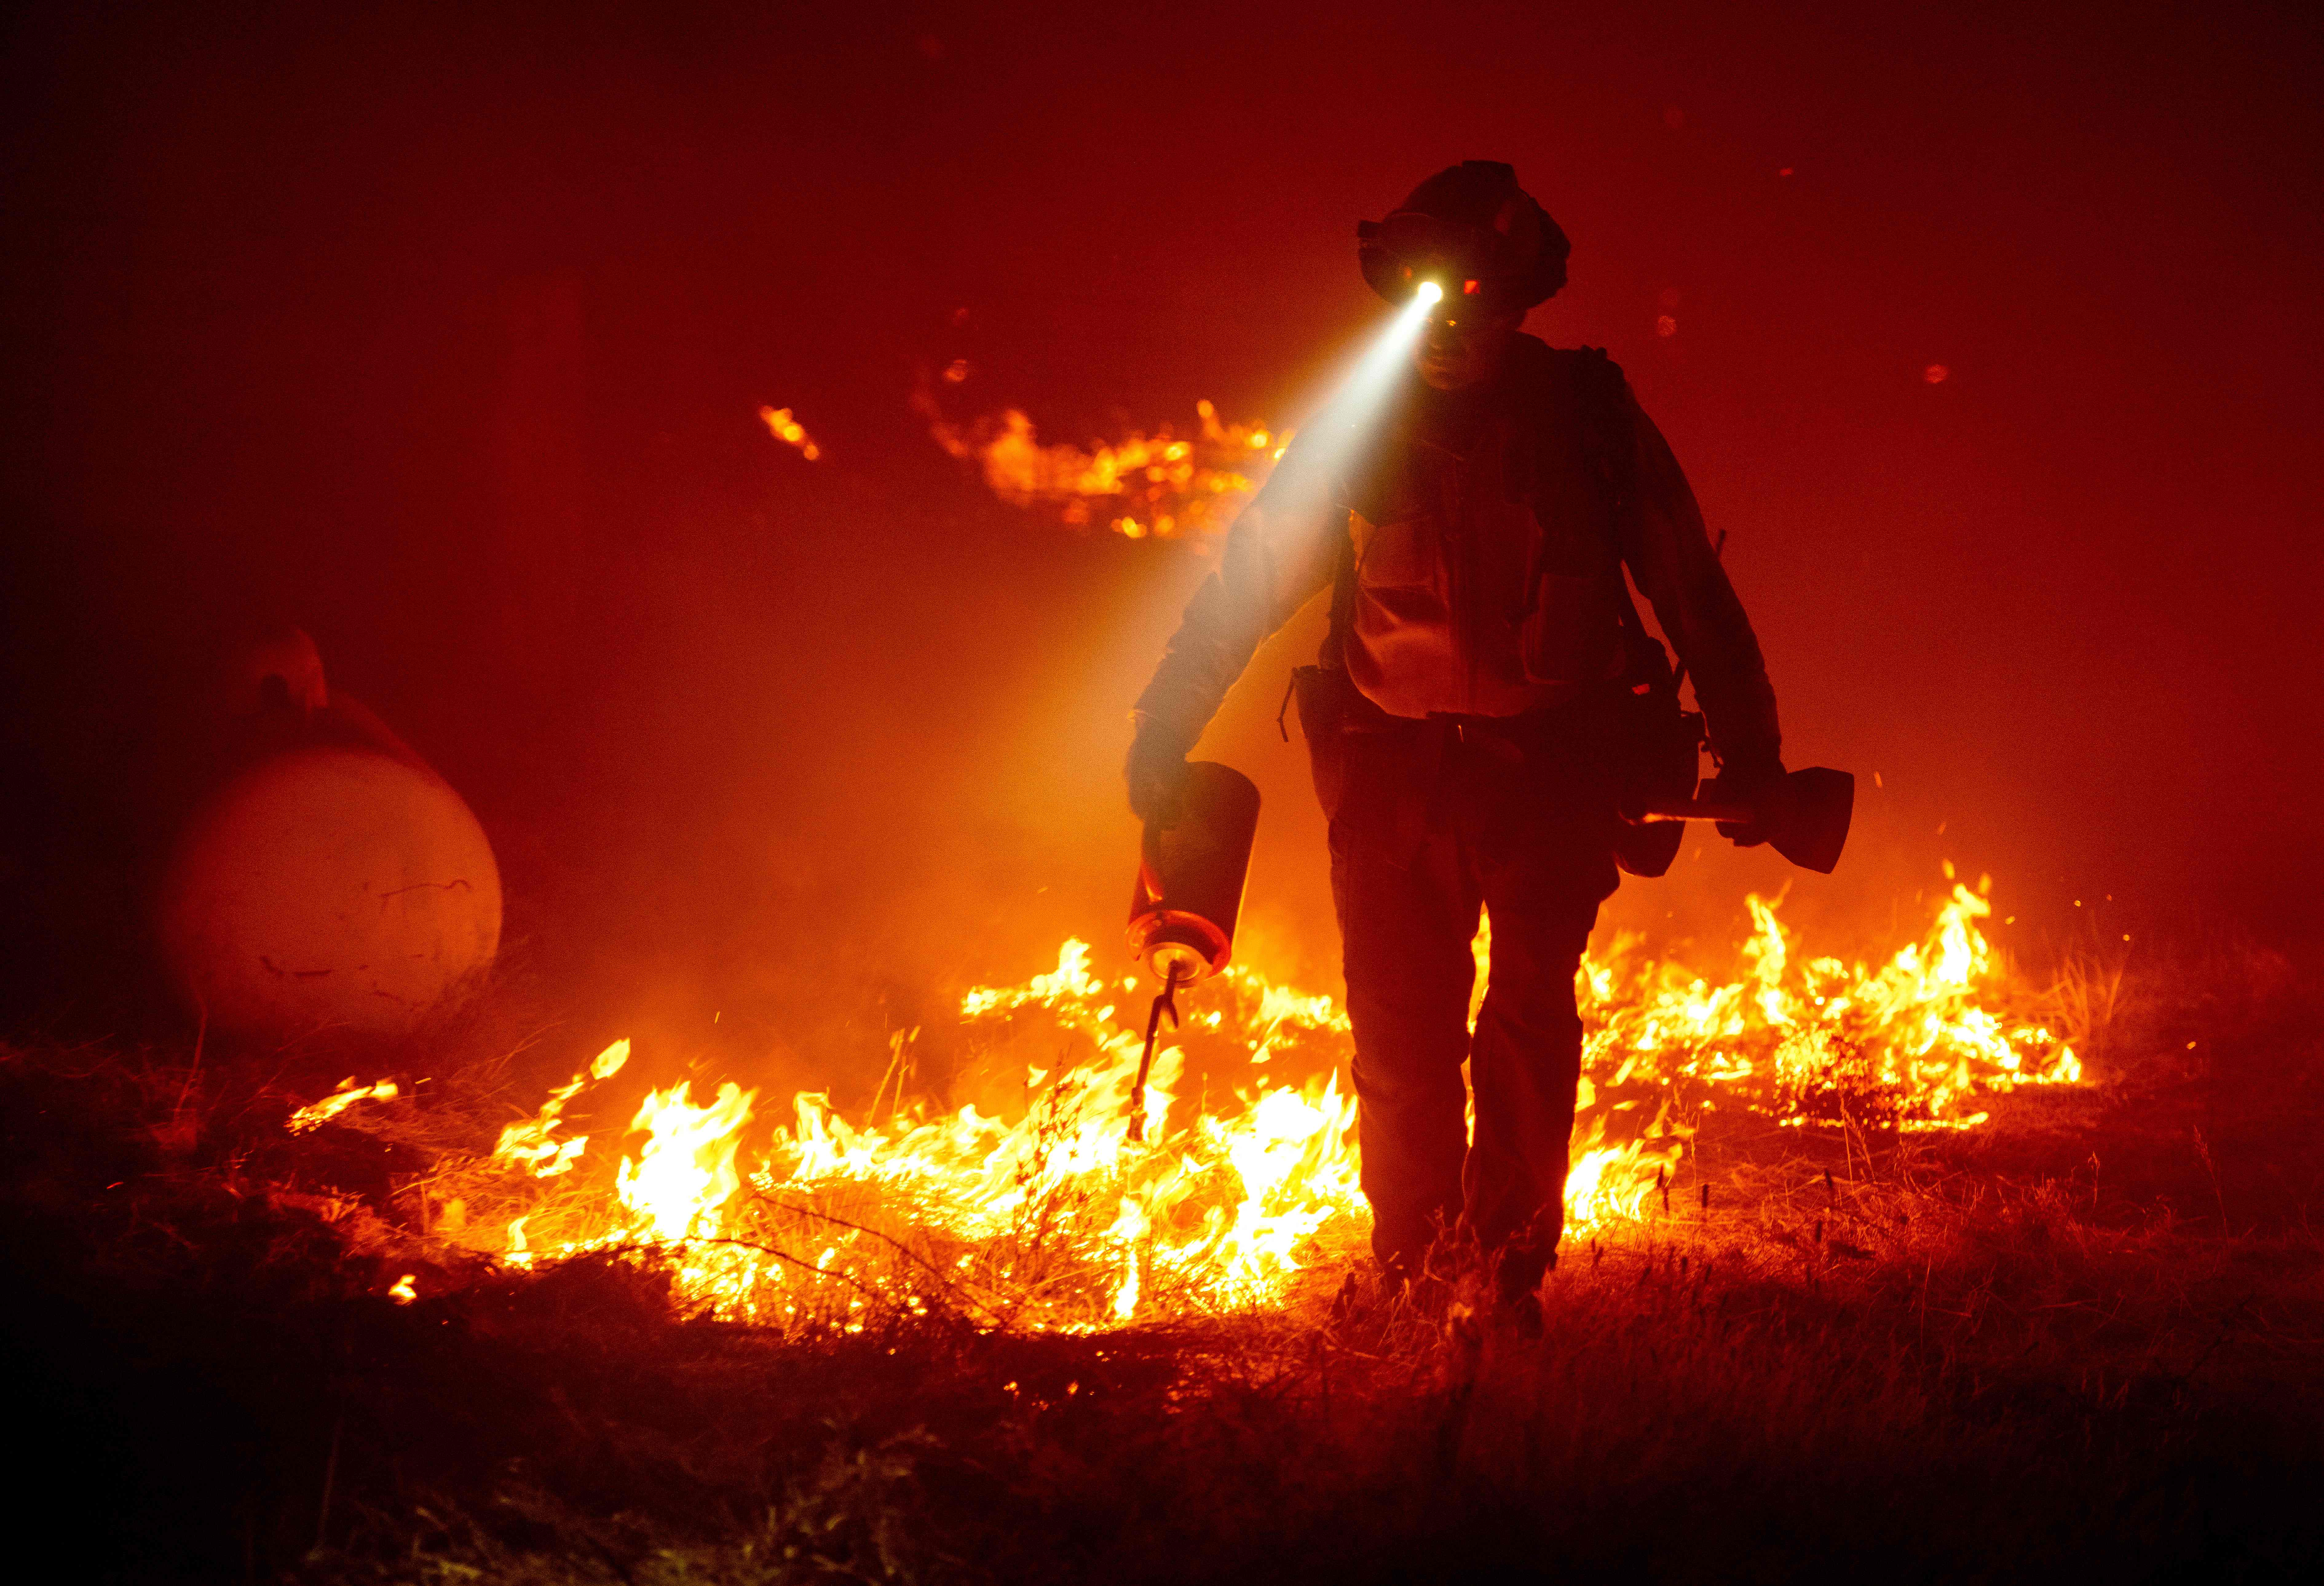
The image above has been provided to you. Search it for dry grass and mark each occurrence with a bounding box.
[6,938,2323,1585]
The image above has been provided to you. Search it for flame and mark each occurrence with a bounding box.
[491,1039,630,1177]
[923,397,1284,540]
[341,875,2075,1334]
[758,405,822,461]
[387,1273,417,1304]
[288,1077,399,1132]
[1578,877,2079,1132]
[617,1082,753,1242]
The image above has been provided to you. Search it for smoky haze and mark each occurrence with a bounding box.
[3,2,2319,1087]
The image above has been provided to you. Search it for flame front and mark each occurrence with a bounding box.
[384,877,2076,1331]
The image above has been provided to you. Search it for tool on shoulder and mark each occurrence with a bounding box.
[1124,762,1260,1143]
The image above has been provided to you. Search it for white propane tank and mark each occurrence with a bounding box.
[152,630,502,1038]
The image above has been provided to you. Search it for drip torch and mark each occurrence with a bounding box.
[1123,761,1261,1142]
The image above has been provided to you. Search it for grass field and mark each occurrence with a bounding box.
[6,929,2321,1584]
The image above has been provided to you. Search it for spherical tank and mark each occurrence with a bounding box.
[151,631,503,1039]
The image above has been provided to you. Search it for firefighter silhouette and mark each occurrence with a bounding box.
[1128,162,1785,1313]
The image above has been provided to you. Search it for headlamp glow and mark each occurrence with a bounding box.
[1228,271,1438,515]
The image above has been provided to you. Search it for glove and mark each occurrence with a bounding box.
[1702,759,1786,848]
[1125,722,1194,828]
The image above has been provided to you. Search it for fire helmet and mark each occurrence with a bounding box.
[1356,161,1569,310]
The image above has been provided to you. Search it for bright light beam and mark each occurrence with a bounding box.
[1124,279,1440,682]
[1271,281,1442,490]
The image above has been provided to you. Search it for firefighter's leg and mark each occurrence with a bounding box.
[1464,829,1618,1298]
[1332,820,1480,1279]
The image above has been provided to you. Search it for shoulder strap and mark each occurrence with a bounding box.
[1321,516,1358,668]
[1569,348,1674,687]
[1573,346,1634,530]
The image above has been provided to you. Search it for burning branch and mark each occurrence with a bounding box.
[288,1078,400,1133]
[920,391,1283,540]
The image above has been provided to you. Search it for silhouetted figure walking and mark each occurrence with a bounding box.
[1128,162,1784,1313]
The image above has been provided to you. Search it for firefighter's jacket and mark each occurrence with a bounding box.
[1133,333,1781,773]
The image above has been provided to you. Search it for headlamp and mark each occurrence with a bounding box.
[1355,164,1570,310]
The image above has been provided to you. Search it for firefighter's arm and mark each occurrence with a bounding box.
[1616,388,1783,781]
[1127,443,1341,822]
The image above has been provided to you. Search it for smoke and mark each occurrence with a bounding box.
[3,4,2319,1069]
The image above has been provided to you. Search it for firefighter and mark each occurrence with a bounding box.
[1126,161,1783,1316]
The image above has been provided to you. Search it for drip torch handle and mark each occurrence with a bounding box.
[1635,795,1754,824]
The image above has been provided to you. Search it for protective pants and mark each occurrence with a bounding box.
[1305,685,1622,1297]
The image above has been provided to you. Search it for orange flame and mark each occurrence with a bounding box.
[618,1081,753,1242]
[1579,874,2079,1132]
[323,876,2075,1333]
[288,1077,399,1133]
[492,1038,630,1178]
[924,398,1284,540]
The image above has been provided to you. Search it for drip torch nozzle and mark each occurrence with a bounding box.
[1126,962,1186,1145]
[1122,760,1260,1144]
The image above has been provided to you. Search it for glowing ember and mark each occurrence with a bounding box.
[288,1077,399,1132]
[333,876,2077,1333]
[758,405,822,460]
[923,398,1283,539]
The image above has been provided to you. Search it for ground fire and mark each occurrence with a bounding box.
[304,874,2077,1333]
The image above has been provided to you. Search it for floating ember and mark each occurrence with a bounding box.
[332,875,2078,1334]
[758,404,822,460]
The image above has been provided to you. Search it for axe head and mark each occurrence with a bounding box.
[1767,766,1855,874]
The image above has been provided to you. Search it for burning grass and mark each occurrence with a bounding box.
[7,894,2321,1581]
[342,878,2082,1338]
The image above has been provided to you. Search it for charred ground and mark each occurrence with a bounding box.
[6,933,2320,1585]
